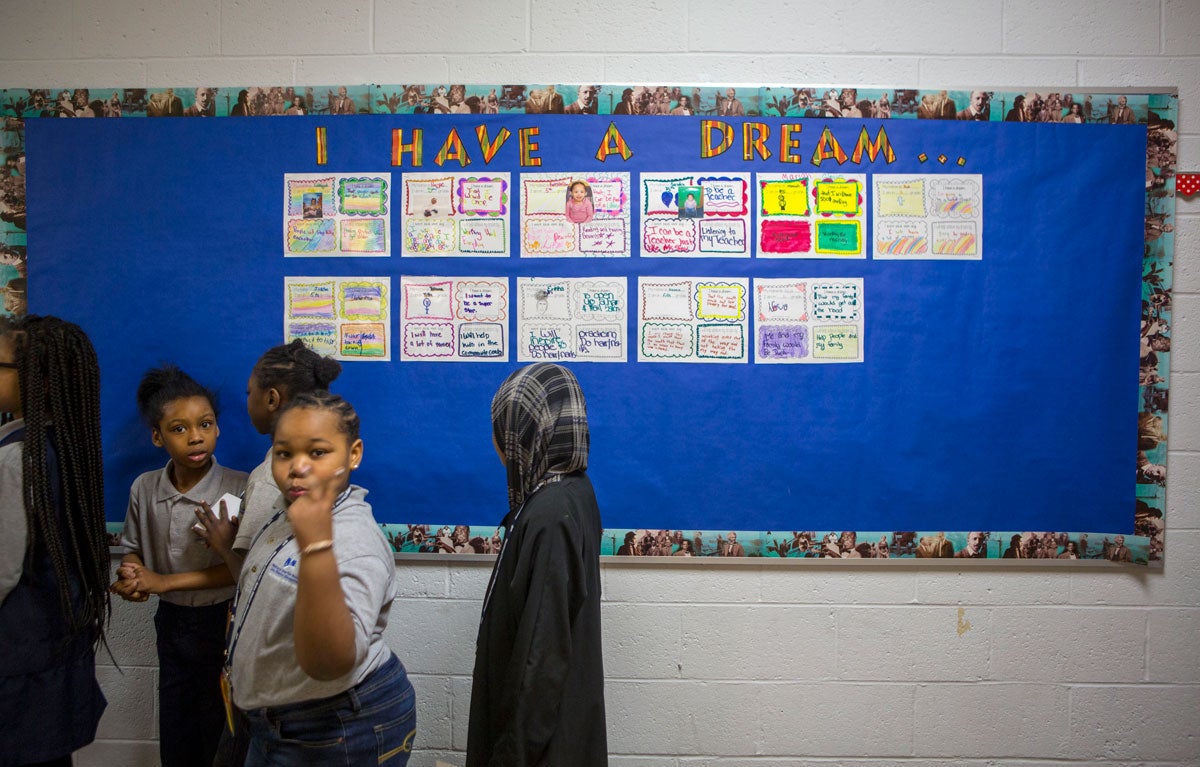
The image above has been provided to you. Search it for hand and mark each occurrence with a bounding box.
[109,572,149,602]
[194,499,238,554]
[284,477,338,550]
[113,562,166,596]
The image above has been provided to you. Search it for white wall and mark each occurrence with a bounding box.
[4,1,1200,764]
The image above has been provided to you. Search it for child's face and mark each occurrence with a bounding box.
[0,334,21,417]
[271,406,362,505]
[152,395,219,473]
[571,185,586,202]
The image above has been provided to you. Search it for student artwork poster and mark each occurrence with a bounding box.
[399,276,508,361]
[283,173,391,257]
[638,277,750,363]
[399,173,511,256]
[873,174,983,259]
[517,277,627,362]
[284,276,391,361]
[521,172,631,257]
[756,173,868,258]
[753,278,864,363]
[640,172,752,258]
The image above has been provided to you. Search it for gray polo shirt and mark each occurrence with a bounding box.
[119,458,248,606]
[233,451,277,555]
[0,419,27,602]
[228,485,396,710]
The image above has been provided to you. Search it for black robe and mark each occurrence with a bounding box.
[467,472,607,767]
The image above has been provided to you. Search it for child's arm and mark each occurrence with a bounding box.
[288,481,357,681]
[116,561,235,595]
[116,487,155,602]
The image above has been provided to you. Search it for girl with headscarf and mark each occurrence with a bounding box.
[467,363,607,767]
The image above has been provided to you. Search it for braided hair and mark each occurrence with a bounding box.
[5,315,109,637]
[276,390,360,443]
[253,339,342,401]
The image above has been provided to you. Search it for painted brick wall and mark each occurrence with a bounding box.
[3,1,1198,764]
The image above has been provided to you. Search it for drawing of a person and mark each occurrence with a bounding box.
[565,180,594,224]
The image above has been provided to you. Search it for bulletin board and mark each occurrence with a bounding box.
[6,83,1174,562]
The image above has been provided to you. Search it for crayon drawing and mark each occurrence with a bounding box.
[284,173,390,257]
[400,173,512,256]
[284,276,391,361]
[756,173,867,259]
[873,174,983,260]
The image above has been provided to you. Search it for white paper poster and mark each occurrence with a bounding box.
[519,172,632,257]
[639,172,752,258]
[516,277,628,362]
[637,276,750,363]
[283,173,391,257]
[284,276,391,361]
[753,278,865,363]
[399,276,509,361]
[872,174,983,260]
[399,173,511,256]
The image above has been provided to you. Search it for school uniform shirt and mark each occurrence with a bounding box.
[233,451,278,555]
[0,419,29,602]
[227,485,396,710]
[467,472,607,767]
[119,458,248,606]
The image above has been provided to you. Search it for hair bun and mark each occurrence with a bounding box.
[314,356,343,388]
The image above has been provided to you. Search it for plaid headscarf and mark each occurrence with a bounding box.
[491,363,589,515]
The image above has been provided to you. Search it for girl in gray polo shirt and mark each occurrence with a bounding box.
[226,391,415,766]
[111,365,248,767]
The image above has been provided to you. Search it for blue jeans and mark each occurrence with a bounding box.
[244,654,416,767]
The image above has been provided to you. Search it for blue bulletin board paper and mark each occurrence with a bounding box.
[25,114,1145,533]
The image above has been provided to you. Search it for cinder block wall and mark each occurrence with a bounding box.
[3,1,1199,764]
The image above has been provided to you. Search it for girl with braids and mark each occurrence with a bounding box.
[0,315,109,767]
[196,339,341,577]
[112,364,248,767]
[226,391,416,766]
[467,363,607,767]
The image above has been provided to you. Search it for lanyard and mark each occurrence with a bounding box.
[223,487,352,670]
[223,506,291,671]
